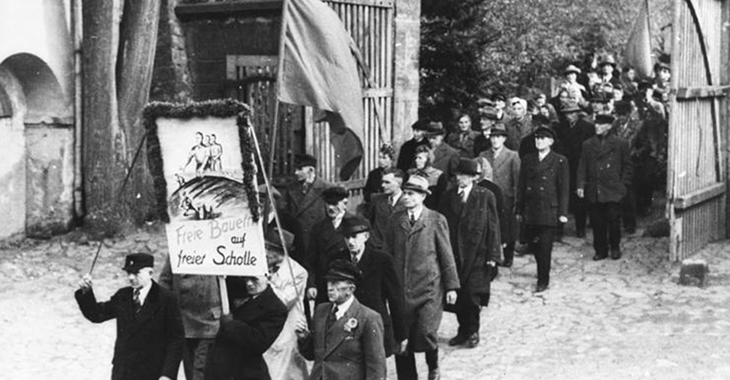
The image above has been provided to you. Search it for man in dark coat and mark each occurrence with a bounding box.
[284,154,333,254]
[306,186,354,304]
[554,101,595,237]
[446,114,480,158]
[330,215,407,357]
[426,121,460,180]
[438,159,501,349]
[611,101,644,233]
[577,114,634,260]
[397,120,430,172]
[205,276,288,380]
[367,168,407,246]
[516,127,570,293]
[75,253,184,380]
[505,97,533,151]
[296,260,387,380]
[473,109,498,155]
[384,175,460,380]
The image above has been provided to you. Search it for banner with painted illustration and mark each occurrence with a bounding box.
[143,100,266,276]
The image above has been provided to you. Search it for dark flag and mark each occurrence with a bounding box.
[624,0,653,79]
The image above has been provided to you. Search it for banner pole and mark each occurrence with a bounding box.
[268,0,291,179]
[218,276,230,315]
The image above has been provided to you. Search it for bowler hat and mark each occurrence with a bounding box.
[426,121,446,136]
[455,158,479,175]
[401,175,432,195]
[293,154,317,169]
[321,186,348,204]
[122,253,154,272]
[490,123,508,137]
[341,215,371,236]
[324,259,362,285]
[564,64,582,75]
[595,114,616,124]
[534,126,556,140]
[264,227,294,252]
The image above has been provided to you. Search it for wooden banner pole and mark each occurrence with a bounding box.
[217,276,230,315]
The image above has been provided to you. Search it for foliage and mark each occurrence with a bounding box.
[420,0,672,119]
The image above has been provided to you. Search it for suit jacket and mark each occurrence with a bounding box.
[473,133,492,156]
[516,151,570,227]
[299,299,386,380]
[431,143,460,179]
[383,208,460,351]
[284,177,333,243]
[331,245,406,356]
[307,213,354,303]
[367,192,406,246]
[205,286,288,380]
[446,130,479,158]
[438,185,501,301]
[577,135,633,204]
[75,281,184,380]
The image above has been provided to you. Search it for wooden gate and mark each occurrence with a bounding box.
[668,0,728,260]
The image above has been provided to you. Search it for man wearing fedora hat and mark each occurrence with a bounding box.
[397,120,431,172]
[384,175,459,380]
[563,64,588,102]
[554,100,595,238]
[474,110,499,155]
[438,159,501,348]
[479,124,520,267]
[75,253,184,380]
[516,126,570,293]
[329,215,407,357]
[426,120,460,180]
[599,54,621,88]
[577,114,633,261]
[296,260,386,380]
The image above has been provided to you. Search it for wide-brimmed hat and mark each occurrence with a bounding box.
[455,158,479,175]
[600,55,617,67]
[401,175,431,195]
[324,259,362,285]
[293,154,317,169]
[426,121,447,136]
[122,253,154,272]
[534,126,556,140]
[480,107,500,120]
[341,215,371,236]
[264,227,294,252]
[560,101,581,113]
[564,64,582,75]
[490,123,508,137]
[321,186,348,204]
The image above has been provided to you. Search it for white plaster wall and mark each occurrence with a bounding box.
[0,69,28,238]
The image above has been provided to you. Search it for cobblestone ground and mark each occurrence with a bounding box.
[1,220,730,380]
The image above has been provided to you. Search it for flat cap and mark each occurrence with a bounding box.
[122,253,154,272]
[324,259,362,285]
[534,126,556,140]
[293,154,317,169]
[321,186,348,204]
[341,215,371,236]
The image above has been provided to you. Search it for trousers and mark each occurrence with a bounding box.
[524,224,556,287]
[589,202,622,254]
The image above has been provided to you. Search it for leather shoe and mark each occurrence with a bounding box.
[448,334,467,346]
[465,332,479,348]
[593,253,607,261]
[611,249,622,260]
[428,368,440,380]
[535,283,548,293]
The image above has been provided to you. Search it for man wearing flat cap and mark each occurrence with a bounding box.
[384,175,460,380]
[75,253,184,380]
[296,260,386,380]
[516,126,570,293]
[306,186,354,304]
[438,159,501,348]
[284,153,333,255]
[330,215,407,357]
[577,114,633,261]
[397,120,431,172]
[263,227,310,380]
[426,121,460,180]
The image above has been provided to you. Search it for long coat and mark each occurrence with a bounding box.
[383,208,460,352]
[480,147,520,243]
[367,192,406,246]
[75,281,184,380]
[159,255,221,339]
[299,298,386,380]
[307,212,354,304]
[516,151,570,227]
[438,185,501,304]
[264,257,310,380]
[205,285,288,380]
[284,177,333,250]
[446,130,480,158]
[554,119,595,192]
[577,135,633,204]
[332,245,407,356]
[431,142,460,179]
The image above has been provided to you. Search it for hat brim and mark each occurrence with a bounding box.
[490,131,508,137]
[402,184,432,195]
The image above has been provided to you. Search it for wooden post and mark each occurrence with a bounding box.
[217,276,230,315]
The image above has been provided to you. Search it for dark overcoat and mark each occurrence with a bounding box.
[438,185,501,304]
[554,118,595,191]
[299,299,386,380]
[577,135,633,204]
[480,147,520,243]
[307,212,354,304]
[331,245,407,356]
[476,179,506,243]
[396,138,429,172]
[367,192,406,246]
[204,286,288,380]
[383,208,460,351]
[431,143,460,179]
[516,151,570,227]
[284,177,333,248]
[446,130,480,158]
[75,281,184,380]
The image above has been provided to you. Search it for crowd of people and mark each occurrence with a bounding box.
[74,53,671,380]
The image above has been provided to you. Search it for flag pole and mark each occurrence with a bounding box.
[269,0,292,180]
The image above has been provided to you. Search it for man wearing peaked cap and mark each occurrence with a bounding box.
[438,158,501,349]
[296,259,386,380]
[75,253,184,380]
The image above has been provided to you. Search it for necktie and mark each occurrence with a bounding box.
[351,253,358,265]
[326,306,339,331]
[389,195,395,208]
[133,288,141,314]
[301,181,311,195]
[458,190,466,203]
[409,213,416,226]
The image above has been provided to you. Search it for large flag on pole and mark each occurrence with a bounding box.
[277,0,364,180]
[623,0,653,79]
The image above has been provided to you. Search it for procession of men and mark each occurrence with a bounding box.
[75,54,670,380]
